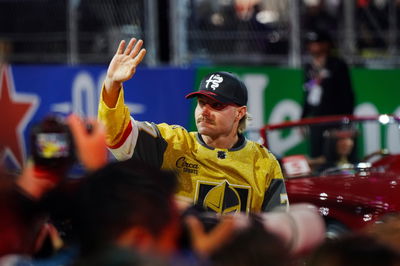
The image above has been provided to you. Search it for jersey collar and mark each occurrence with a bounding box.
[196,133,247,151]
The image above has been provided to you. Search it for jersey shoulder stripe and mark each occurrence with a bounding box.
[108,121,133,149]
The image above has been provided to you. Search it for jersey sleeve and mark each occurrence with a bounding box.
[98,85,140,161]
[130,122,168,169]
[98,85,168,166]
[262,153,289,212]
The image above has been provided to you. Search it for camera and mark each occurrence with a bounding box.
[30,115,76,169]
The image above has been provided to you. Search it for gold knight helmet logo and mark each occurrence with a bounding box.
[204,181,240,213]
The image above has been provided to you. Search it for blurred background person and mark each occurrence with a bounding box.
[301,29,355,166]
[318,128,358,173]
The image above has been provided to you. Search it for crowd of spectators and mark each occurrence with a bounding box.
[0,112,400,265]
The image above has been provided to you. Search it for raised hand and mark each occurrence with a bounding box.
[104,38,146,106]
[185,215,236,257]
[67,114,107,171]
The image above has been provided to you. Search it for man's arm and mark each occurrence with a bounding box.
[98,38,146,160]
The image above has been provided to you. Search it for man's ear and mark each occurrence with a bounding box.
[236,106,247,121]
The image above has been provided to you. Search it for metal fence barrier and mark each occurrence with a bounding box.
[0,0,399,68]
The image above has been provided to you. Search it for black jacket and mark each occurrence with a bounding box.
[302,56,355,118]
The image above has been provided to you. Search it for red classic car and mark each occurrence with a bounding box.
[260,115,400,237]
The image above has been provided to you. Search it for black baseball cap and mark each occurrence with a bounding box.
[185,71,248,106]
[305,29,332,44]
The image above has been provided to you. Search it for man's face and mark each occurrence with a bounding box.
[195,96,244,138]
[307,41,329,57]
[336,137,354,157]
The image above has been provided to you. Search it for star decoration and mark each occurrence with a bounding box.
[0,65,38,168]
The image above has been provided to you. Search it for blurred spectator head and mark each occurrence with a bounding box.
[234,0,261,20]
[364,213,400,254]
[307,233,400,266]
[305,29,333,56]
[73,160,180,258]
[209,215,289,266]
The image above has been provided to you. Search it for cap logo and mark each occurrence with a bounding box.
[205,74,223,91]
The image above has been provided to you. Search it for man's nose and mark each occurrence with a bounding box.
[201,103,211,117]
[201,103,212,114]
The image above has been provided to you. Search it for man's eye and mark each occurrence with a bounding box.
[211,103,226,110]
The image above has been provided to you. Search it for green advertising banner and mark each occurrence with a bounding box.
[351,68,400,115]
[191,67,400,126]
[190,67,400,157]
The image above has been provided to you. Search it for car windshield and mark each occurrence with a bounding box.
[260,115,400,178]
